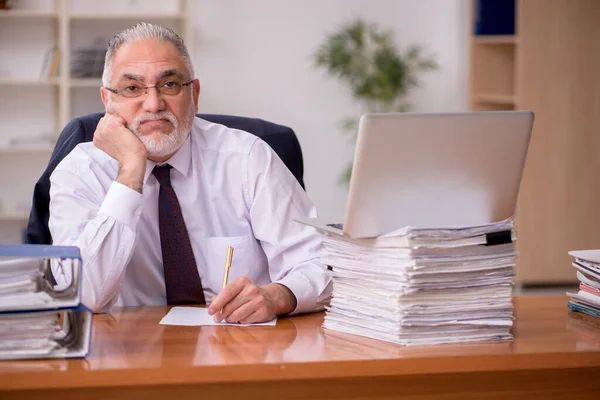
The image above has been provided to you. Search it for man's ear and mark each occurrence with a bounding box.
[193,79,200,112]
[100,87,109,107]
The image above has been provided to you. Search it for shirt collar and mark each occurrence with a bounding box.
[143,131,193,184]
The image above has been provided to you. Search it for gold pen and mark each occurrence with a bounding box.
[220,246,234,314]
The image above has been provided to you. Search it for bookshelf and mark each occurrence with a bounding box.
[0,210,30,221]
[0,0,191,243]
[0,9,57,18]
[470,0,600,284]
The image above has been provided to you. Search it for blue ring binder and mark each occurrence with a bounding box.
[0,244,91,360]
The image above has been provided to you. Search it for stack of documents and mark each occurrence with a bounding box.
[567,250,600,318]
[0,244,92,360]
[308,219,516,346]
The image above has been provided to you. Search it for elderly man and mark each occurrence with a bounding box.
[49,23,330,323]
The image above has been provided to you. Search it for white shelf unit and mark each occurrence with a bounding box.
[0,146,54,155]
[0,9,58,18]
[68,78,103,88]
[0,0,191,243]
[0,78,60,86]
[0,211,31,221]
[67,13,185,21]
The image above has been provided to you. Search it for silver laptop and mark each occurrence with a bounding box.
[339,111,534,238]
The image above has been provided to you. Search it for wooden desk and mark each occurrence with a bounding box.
[1,296,600,399]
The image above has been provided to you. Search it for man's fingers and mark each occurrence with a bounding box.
[239,309,268,325]
[207,277,249,315]
[225,298,258,323]
[208,278,278,325]
[103,111,124,121]
[218,282,259,321]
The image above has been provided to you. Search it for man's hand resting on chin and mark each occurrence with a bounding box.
[93,113,147,193]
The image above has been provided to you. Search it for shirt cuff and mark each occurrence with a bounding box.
[98,181,143,228]
[275,273,317,315]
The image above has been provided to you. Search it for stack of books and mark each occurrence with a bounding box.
[0,244,92,360]
[567,250,600,318]
[310,219,516,346]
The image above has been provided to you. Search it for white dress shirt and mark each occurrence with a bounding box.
[49,117,331,313]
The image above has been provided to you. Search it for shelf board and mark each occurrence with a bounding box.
[473,35,518,45]
[0,78,59,87]
[68,13,184,21]
[0,9,58,18]
[473,93,516,105]
[0,211,29,221]
[0,146,54,155]
[69,79,103,88]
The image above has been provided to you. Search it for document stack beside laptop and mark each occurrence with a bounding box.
[566,250,600,319]
[300,110,534,346]
[310,220,516,345]
[0,244,92,360]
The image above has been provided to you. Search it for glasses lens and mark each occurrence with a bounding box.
[160,81,182,96]
[121,85,144,98]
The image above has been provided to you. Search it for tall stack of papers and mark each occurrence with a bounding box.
[567,250,600,318]
[0,244,92,360]
[308,219,516,346]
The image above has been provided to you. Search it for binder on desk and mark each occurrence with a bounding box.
[0,244,92,360]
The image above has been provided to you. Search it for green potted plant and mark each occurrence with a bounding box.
[313,18,439,183]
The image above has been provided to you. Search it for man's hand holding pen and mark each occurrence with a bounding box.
[207,245,298,324]
[208,279,297,324]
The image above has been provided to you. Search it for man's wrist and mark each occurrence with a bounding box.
[263,283,297,315]
[117,161,145,193]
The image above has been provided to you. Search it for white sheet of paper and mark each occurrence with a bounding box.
[159,307,277,326]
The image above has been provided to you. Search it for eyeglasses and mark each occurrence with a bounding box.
[104,79,194,99]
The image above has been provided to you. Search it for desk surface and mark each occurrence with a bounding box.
[2,296,600,398]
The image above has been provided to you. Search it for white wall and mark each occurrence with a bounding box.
[189,0,470,222]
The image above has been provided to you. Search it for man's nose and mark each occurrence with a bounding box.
[142,87,166,113]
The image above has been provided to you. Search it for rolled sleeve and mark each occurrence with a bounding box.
[98,181,143,228]
[49,148,142,312]
[275,273,318,315]
[246,139,332,315]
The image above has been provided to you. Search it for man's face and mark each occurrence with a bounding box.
[100,39,200,159]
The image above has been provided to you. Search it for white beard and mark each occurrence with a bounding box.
[128,107,195,159]
[106,96,196,160]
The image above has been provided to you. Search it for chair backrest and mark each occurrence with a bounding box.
[26,113,305,245]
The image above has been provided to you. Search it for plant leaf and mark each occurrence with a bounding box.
[339,163,353,186]
[312,18,439,186]
[340,117,358,133]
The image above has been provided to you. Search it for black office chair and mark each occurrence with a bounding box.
[26,113,305,245]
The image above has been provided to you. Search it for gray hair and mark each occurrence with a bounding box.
[102,22,194,87]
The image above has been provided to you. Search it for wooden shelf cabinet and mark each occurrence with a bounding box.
[470,0,600,284]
